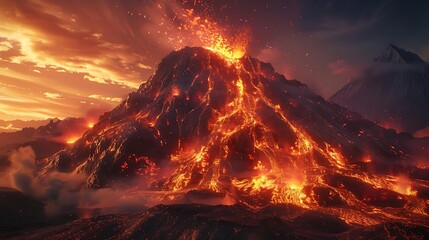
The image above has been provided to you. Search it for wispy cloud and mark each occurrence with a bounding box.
[138,63,152,70]
[327,59,359,78]
[0,0,157,120]
[44,92,61,100]
[0,123,20,132]
[0,1,155,89]
[0,41,12,52]
[0,95,35,103]
[88,94,122,103]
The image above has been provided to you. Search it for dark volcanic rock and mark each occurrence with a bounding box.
[0,187,45,231]
[42,47,416,190]
[340,222,429,239]
[324,174,406,208]
[293,211,350,234]
[7,204,429,240]
[312,187,345,207]
[7,205,301,240]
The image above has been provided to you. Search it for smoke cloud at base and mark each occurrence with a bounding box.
[1,146,233,219]
[1,146,149,217]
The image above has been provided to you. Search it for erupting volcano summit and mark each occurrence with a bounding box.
[43,47,429,228]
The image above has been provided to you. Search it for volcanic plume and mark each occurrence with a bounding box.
[37,46,429,228]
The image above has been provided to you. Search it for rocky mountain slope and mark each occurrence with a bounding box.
[36,46,429,217]
[330,44,429,134]
[0,117,92,173]
[3,46,422,238]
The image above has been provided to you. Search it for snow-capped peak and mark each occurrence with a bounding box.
[374,44,424,64]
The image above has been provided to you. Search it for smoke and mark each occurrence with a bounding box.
[6,146,36,194]
[364,62,429,76]
[1,146,85,216]
[85,107,110,123]
[1,146,153,218]
[404,137,429,169]
[414,126,429,138]
[327,59,360,79]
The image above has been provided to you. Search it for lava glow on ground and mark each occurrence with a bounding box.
[1,1,429,239]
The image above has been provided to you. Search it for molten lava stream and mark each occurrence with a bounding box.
[161,48,429,227]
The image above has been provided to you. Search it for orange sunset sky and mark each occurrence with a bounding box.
[1,0,428,122]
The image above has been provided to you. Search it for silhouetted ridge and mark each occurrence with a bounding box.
[374,44,424,64]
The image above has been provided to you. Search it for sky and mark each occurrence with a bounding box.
[0,0,428,121]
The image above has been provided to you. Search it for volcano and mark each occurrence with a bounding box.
[330,44,429,134]
[37,47,429,230]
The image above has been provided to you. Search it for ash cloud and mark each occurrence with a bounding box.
[2,146,86,216]
[1,145,233,219]
[1,146,153,218]
[8,146,36,195]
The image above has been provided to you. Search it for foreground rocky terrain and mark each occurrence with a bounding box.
[5,204,429,240]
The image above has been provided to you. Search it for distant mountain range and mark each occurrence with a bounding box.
[330,44,429,135]
[0,117,91,173]
[0,119,58,133]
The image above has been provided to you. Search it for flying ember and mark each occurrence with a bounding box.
[166,7,249,61]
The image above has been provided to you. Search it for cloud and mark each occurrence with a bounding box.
[0,0,156,120]
[44,92,62,100]
[0,123,20,132]
[88,94,122,102]
[1,0,425,122]
[138,63,152,70]
[1,146,152,217]
[414,126,429,138]
[0,0,152,89]
[0,41,12,52]
[0,118,53,133]
[257,47,281,63]
[328,59,359,78]
[301,1,387,39]
[1,146,87,216]
[0,0,253,121]
[0,95,35,103]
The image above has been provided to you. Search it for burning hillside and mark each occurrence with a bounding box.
[36,46,429,229]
